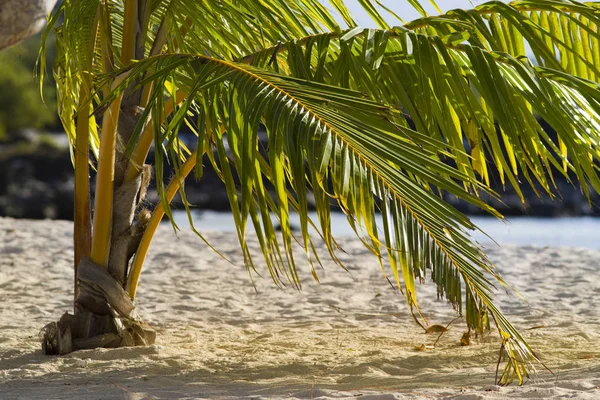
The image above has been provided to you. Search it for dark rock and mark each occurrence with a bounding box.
[0,141,74,220]
[2,126,600,220]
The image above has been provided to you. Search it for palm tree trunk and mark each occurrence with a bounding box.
[40,0,158,355]
[107,108,151,286]
[42,108,156,355]
[42,73,156,357]
[43,258,156,355]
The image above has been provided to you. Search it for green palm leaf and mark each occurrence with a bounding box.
[102,51,537,383]
[39,0,600,386]
[232,2,600,203]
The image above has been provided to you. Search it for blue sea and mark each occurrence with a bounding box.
[169,211,600,250]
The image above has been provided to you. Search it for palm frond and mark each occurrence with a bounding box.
[43,0,600,386]
[407,1,600,80]
[233,2,600,203]
[102,52,541,384]
[40,0,102,158]
[150,0,345,59]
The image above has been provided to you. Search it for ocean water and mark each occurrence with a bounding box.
[168,211,600,250]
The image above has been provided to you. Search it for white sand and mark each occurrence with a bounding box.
[1,217,600,399]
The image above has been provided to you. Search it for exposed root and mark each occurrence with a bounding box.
[41,258,155,355]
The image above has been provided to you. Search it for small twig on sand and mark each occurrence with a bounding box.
[433,317,462,347]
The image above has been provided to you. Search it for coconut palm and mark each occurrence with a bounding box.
[33,0,600,385]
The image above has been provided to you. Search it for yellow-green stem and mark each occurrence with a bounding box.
[126,150,198,299]
[124,90,187,182]
[140,82,154,110]
[90,94,123,267]
[100,0,114,75]
[74,89,92,304]
[74,6,99,305]
[90,0,137,268]
[90,10,114,268]
[121,0,137,66]
[126,9,190,182]
[138,10,177,111]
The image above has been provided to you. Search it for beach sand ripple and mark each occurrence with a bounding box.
[1,217,600,399]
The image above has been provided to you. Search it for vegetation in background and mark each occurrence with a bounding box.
[0,34,58,141]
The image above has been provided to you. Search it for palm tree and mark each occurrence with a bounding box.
[32,0,600,385]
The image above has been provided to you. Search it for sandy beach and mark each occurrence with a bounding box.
[1,217,600,399]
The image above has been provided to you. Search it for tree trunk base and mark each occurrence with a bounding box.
[41,310,156,355]
[41,258,156,355]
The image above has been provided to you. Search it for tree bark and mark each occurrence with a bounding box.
[42,102,155,355]
[0,0,57,50]
[42,259,156,355]
[42,175,156,355]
